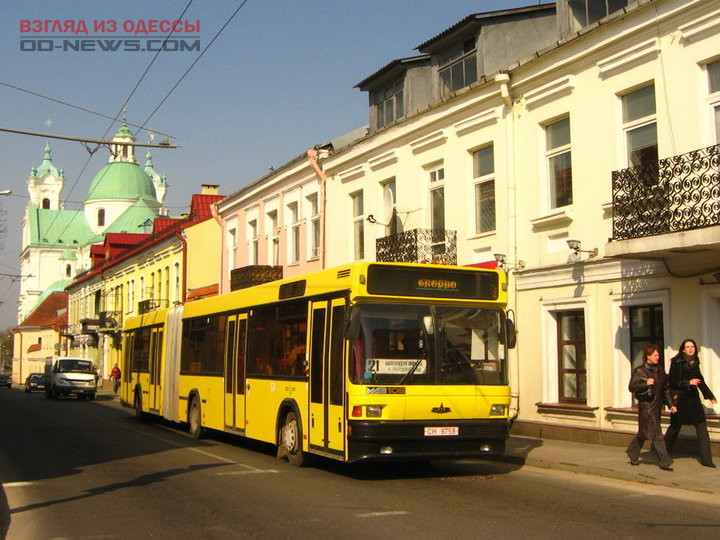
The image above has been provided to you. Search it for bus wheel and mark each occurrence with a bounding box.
[188,396,203,439]
[134,390,145,421]
[279,411,304,467]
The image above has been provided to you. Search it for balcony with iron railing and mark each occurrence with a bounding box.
[376,228,457,265]
[607,144,720,275]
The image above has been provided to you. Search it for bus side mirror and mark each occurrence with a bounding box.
[505,319,517,349]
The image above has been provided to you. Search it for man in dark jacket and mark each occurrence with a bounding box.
[664,339,717,468]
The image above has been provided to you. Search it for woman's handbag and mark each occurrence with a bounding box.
[634,385,654,402]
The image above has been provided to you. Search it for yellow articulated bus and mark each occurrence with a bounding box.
[121,262,515,465]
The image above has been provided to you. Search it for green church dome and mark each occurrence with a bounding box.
[87,162,157,201]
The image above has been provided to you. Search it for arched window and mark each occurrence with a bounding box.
[97,208,105,227]
[65,264,71,278]
[42,198,50,209]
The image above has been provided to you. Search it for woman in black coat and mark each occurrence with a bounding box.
[664,339,717,467]
[626,344,676,470]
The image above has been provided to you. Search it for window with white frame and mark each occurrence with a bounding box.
[438,38,477,96]
[351,192,365,260]
[545,117,572,208]
[287,201,300,264]
[307,193,320,259]
[174,263,180,303]
[373,79,404,128]
[557,310,587,403]
[622,84,657,168]
[429,166,445,230]
[267,210,279,266]
[473,145,495,233]
[248,219,259,265]
[227,227,237,271]
[382,180,402,236]
[708,60,720,142]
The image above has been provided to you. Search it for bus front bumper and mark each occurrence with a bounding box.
[347,419,509,462]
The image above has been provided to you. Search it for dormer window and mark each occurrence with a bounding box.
[373,80,404,129]
[42,198,50,209]
[438,38,477,96]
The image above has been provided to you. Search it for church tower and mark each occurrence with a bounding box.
[27,142,64,211]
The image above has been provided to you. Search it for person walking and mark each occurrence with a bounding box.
[110,364,121,395]
[664,339,717,468]
[626,344,676,470]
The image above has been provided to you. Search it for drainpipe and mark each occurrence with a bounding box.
[496,72,520,423]
[307,147,331,268]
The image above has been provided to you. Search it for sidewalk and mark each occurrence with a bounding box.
[495,435,720,494]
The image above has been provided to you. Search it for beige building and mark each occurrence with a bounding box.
[217,0,720,447]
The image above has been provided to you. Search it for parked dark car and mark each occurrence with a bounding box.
[25,372,45,393]
[0,373,12,388]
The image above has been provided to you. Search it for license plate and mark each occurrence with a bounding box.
[424,426,459,437]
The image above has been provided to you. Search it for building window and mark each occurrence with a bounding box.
[65,264,72,278]
[545,117,573,208]
[287,202,300,264]
[439,38,477,96]
[174,263,180,303]
[622,84,657,168]
[97,208,105,227]
[382,180,402,236]
[267,210,279,266]
[708,60,720,142]
[473,145,495,233]
[307,193,320,259]
[629,305,664,371]
[351,192,364,260]
[373,80,404,128]
[557,310,586,403]
[429,167,445,230]
[248,219,258,265]
[569,0,629,28]
[42,198,50,209]
[227,227,237,271]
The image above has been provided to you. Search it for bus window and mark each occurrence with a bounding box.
[181,315,226,374]
[248,306,276,375]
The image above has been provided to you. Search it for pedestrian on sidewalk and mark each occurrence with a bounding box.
[626,344,676,470]
[664,339,717,468]
[109,363,121,395]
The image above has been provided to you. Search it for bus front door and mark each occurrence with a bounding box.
[224,314,247,433]
[309,299,346,458]
[148,327,163,413]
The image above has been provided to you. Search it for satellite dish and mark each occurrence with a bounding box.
[382,188,394,224]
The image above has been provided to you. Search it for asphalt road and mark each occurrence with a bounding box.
[1,386,720,539]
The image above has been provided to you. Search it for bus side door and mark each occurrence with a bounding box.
[224,313,247,432]
[308,298,346,458]
[149,327,163,413]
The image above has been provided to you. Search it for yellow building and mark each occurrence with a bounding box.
[66,187,224,379]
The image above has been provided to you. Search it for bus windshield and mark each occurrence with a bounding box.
[349,303,508,386]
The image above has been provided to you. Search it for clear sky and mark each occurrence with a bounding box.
[0,0,541,330]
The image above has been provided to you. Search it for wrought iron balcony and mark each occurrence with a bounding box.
[612,144,720,241]
[376,228,457,265]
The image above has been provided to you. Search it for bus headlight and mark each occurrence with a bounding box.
[489,404,506,416]
[366,405,384,418]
